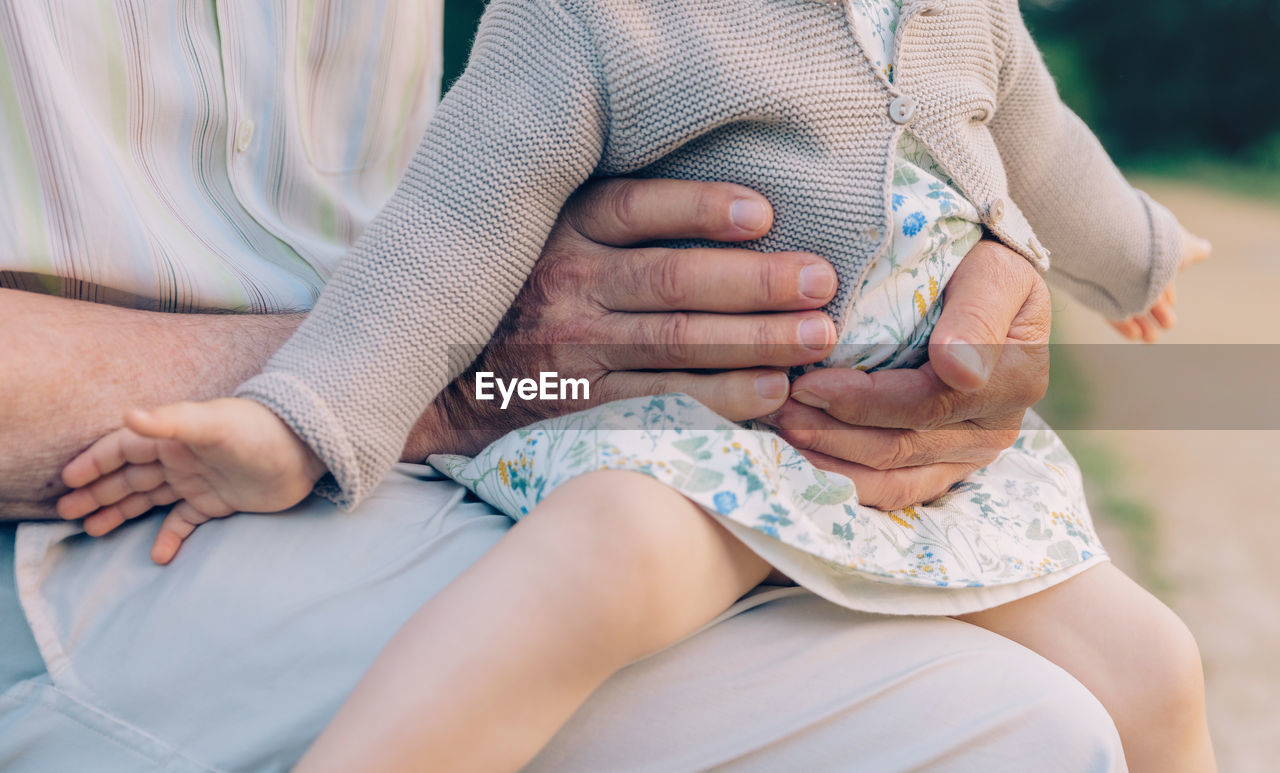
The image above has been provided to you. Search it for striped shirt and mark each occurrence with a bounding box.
[0,1,443,312]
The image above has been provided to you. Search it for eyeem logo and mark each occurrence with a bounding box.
[474,372,591,410]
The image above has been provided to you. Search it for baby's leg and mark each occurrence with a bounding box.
[296,470,771,773]
[957,563,1215,773]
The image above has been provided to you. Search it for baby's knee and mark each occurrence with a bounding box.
[538,469,717,585]
[1120,597,1206,727]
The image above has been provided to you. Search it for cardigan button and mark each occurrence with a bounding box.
[1027,236,1051,263]
[987,198,1006,223]
[888,94,916,125]
[921,1,945,15]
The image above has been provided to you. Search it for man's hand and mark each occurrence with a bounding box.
[410,178,839,458]
[767,240,1051,510]
[3,178,837,516]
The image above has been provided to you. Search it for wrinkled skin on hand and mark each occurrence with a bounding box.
[418,177,838,457]
[768,240,1052,509]
[416,179,1050,510]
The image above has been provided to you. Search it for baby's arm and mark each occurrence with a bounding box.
[988,0,1203,323]
[238,0,608,508]
[58,0,608,558]
[238,0,607,509]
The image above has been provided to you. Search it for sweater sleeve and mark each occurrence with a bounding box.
[235,0,608,509]
[989,1,1184,319]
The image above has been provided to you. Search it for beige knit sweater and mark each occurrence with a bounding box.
[238,0,1184,507]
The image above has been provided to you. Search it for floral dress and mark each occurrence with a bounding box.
[432,0,1106,616]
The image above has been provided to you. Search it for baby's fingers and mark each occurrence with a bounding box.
[151,501,212,565]
[1109,318,1143,342]
[1133,315,1160,344]
[1148,288,1178,331]
[57,463,166,520]
[61,429,163,489]
[1109,283,1177,343]
[82,484,180,537]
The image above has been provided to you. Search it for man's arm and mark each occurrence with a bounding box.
[0,289,303,519]
[4,179,838,520]
[13,186,1047,523]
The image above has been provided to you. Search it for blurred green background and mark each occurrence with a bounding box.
[1024,0,1280,200]
[442,0,487,92]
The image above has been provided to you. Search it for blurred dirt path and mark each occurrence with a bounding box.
[1051,179,1280,773]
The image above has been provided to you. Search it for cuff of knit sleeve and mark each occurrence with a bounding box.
[235,371,363,511]
[1134,189,1185,318]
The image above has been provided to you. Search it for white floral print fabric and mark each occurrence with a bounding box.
[431,0,1106,615]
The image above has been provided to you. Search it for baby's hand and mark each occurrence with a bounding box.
[1109,228,1211,343]
[57,398,327,565]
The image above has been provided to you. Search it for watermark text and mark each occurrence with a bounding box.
[474,371,590,410]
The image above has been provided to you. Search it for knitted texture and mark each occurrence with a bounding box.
[238,0,1183,508]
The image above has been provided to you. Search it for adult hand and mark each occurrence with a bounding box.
[409,178,839,458]
[767,240,1051,510]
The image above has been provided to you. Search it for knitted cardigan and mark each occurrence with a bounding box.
[238,0,1184,507]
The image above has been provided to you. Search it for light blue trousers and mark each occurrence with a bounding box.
[0,464,1125,772]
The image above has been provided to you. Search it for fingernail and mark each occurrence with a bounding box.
[757,411,783,427]
[790,389,830,410]
[755,372,790,400]
[950,340,988,379]
[730,199,769,232]
[798,264,836,300]
[799,318,831,350]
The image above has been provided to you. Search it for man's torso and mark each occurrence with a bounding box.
[0,0,442,312]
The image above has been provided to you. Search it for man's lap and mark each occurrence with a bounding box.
[532,591,1125,773]
[0,524,44,686]
[0,465,1123,772]
[4,464,510,770]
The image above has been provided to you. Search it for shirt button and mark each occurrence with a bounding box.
[987,198,1006,223]
[235,119,255,153]
[888,94,916,125]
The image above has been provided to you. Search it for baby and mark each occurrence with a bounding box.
[58,1,1214,770]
